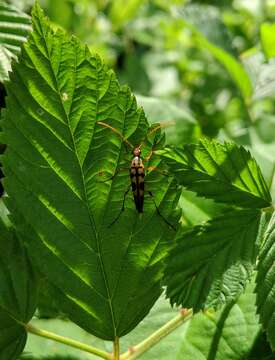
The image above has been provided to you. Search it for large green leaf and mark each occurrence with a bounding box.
[1,3,180,340]
[0,200,37,360]
[165,210,262,311]
[175,4,253,101]
[177,281,261,360]
[0,1,31,82]
[157,139,271,208]
[256,213,275,350]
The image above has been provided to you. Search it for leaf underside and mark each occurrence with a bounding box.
[256,213,275,350]
[165,209,262,311]
[157,140,271,209]
[1,4,180,340]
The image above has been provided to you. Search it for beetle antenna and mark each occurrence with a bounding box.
[97,121,134,149]
[139,120,176,151]
[147,121,176,137]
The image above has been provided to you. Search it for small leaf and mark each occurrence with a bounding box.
[157,139,271,208]
[261,23,275,60]
[177,281,261,360]
[165,210,262,311]
[1,3,180,340]
[0,200,37,360]
[256,212,275,350]
[0,1,31,82]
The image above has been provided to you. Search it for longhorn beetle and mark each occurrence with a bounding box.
[97,121,175,230]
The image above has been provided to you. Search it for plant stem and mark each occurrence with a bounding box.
[113,336,120,359]
[121,309,192,360]
[25,323,111,360]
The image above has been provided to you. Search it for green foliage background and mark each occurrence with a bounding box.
[0,0,275,359]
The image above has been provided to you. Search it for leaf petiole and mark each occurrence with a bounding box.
[121,309,193,360]
[25,323,112,359]
[113,336,120,359]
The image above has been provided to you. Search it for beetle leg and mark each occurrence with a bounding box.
[108,185,131,227]
[147,191,176,231]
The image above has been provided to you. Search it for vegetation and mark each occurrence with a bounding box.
[0,1,274,359]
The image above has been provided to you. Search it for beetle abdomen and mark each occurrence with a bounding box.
[130,161,145,213]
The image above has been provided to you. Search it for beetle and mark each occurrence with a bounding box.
[97,121,175,230]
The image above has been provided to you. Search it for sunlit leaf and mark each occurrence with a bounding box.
[165,209,262,311]
[1,3,180,341]
[0,1,31,81]
[157,139,271,208]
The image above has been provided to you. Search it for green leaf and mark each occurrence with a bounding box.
[177,281,261,360]
[165,210,262,311]
[175,4,253,101]
[157,139,271,208]
[0,1,31,82]
[0,200,37,360]
[256,212,275,350]
[261,23,275,61]
[1,3,180,340]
